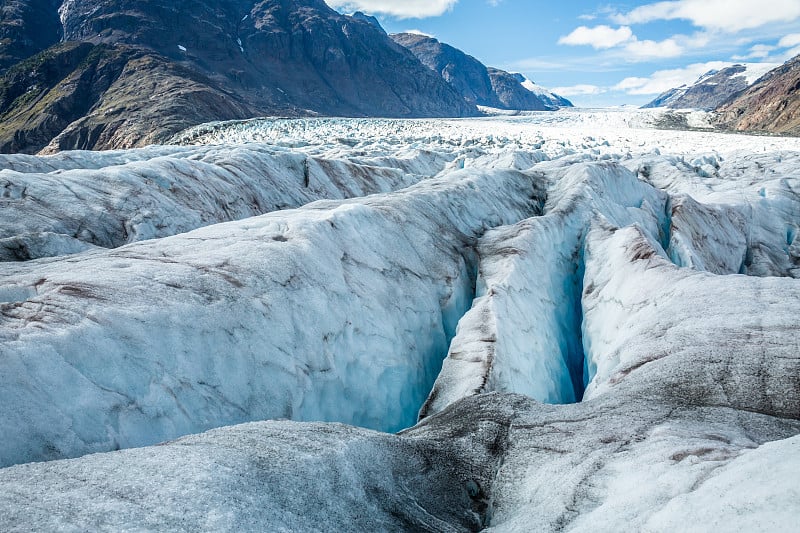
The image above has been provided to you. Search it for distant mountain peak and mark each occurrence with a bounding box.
[510,72,573,108]
[350,11,385,34]
[391,32,572,111]
[642,63,778,111]
[715,54,800,135]
[0,0,476,153]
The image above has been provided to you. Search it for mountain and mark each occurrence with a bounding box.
[715,54,800,135]
[349,11,385,33]
[391,32,571,111]
[0,0,476,153]
[0,0,62,72]
[512,72,573,108]
[642,63,777,110]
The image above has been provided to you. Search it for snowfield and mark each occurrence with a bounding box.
[0,108,799,531]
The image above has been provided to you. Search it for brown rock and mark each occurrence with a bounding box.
[715,55,800,135]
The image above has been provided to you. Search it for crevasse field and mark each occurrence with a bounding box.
[0,109,798,531]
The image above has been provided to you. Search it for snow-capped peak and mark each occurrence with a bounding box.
[511,73,573,108]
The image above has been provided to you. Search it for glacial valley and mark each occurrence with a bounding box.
[0,108,798,531]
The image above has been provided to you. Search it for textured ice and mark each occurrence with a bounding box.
[422,161,669,417]
[1,109,799,531]
[581,223,800,410]
[0,145,451,260]
[0,165,540,466]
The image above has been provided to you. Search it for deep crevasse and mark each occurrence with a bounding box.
[0,165,541,466]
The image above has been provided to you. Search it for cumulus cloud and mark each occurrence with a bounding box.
[623,37,684,59]
[612,0,800,33]
[733,44,777,60]
[613,61,732,94]
[550,84,606,96]
[558,25,634,49]
[779,34,800,49]
[559,25,698,61]
[732,34,800,62]
[326,0,457,18]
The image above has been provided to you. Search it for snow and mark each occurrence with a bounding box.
[580,223,800,408]
[1,108,799,530]
[512,73,570,108]
[643,435,800,531]
[489,403,800,532]
[740,62,780,84]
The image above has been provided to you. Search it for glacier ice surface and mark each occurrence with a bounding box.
[1,108,799,531]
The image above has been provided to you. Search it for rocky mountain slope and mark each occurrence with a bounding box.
[716,54,800,135]
[0,0,61,72]
[642,63,775,110]
[391,32,571,111]
[0,0,475,153]
[512,72,573,108]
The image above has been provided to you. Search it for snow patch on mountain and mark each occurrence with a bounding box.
[512,73,573,109]
[643,63,781,110]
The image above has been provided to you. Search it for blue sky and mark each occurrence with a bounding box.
[326,0,800,107]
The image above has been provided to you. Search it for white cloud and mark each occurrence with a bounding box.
[779,34,800,48]
[550,84,606,96]
[558,25,714,61]
[623,37,684,59]
[612,0,800,33]
[731,34,800,62]
[732,44,777,60]
[558,25,634,49]
[783,45,800,60]
[325,0,457,18]
[613,61,731,94]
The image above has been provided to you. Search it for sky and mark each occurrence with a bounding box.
[325,0,800,107]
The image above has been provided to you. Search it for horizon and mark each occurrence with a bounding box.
[326,0,800,107]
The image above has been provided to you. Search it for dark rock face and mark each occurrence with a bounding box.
[487,67,548,111]
[0,41,256,153]
[350,11,385,33]
[391,32,568,111]
[510,72,573,108]
[643,65,753,110]
[0,0,476,153]
[392,32,497,107]
[0,42,125,153]
[716,55,800,135]
[0,0,62,72]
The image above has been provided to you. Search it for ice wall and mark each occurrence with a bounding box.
[0,167,541,466]
[421,161,668,417]
[0,145,446,260]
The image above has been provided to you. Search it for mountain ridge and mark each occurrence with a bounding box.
[0,0,478,153]
[715,54,800,135]
[642,63,777,110]
[391,32,572,112]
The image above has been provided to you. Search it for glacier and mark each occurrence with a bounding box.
[0,108,799,531]
[0,144,453,260]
